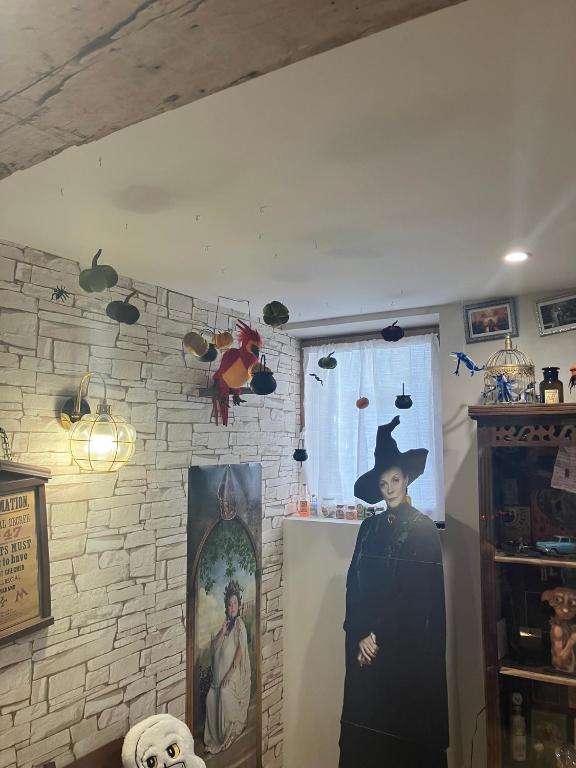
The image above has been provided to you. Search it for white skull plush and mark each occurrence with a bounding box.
[122,714,206,768]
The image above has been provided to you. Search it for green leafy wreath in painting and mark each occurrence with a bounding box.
[199,519,256,595]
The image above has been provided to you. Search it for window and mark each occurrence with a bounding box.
[303,333,444,523]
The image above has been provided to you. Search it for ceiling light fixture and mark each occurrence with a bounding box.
[60,372,136,472]
[504,251,530,264]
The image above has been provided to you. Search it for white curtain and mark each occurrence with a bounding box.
[303,334,445,522]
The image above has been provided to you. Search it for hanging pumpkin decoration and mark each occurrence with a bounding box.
[356,397,370,409]
[183,331,209,357]
[106,291,140,325]
[395,383,413,410]
[293,438,308,465]
[199,344,219,362]
[250,355,277,395]
[79,249,119,293]
[212,330,234,350]
[381,320,405,342]
[263,301,290,328]
[318,352,338,370]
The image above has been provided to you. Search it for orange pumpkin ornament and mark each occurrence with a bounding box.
[212,330,234,350]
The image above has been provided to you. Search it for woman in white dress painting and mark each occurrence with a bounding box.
[204,579,251,754]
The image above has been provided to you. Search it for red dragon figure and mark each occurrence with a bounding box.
[212,319,262,426]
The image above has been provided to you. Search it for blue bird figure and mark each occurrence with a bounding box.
[451,352,485,377]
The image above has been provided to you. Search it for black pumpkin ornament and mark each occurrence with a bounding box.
[250,355,277,395]
[381,320,405,342]
[318,352,338,370]
[395,383,413,410]
[106,290,140,325]
[199,344,219,362]
[293,438,308,465]
[79,249,119,293]
[263,301,290,328]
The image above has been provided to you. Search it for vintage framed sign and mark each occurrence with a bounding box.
[0,460,53,645]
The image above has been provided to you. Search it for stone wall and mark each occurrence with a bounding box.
[0,238,300,768]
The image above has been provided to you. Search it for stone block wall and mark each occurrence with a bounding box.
[0,238,300,768]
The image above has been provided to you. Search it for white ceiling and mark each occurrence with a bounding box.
[0,0,575,328]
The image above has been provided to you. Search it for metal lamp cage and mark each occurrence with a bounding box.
[482,334,536,404]
[67,372,136,471]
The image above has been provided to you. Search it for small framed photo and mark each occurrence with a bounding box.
[535,290,576,336]
[531,709,567,746]
[463,297,518,344]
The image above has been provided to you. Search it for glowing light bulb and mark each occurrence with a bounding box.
[88,433,115,459]
[504,251,530,263]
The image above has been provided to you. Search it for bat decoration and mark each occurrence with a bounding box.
[570,367,576,393]
[451,352,484,376]
[51,285,71,303]
[309,373,323,386]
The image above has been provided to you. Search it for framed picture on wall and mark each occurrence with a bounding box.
[463,297,518,343]
[535,290,576,336]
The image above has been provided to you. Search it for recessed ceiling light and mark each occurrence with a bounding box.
[504,250,530,263]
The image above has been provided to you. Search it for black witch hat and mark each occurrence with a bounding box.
[354,416,428,505]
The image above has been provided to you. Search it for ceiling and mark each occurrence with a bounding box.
[0,0,575,328]
[0,0,463,179]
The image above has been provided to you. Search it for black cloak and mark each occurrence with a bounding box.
[339,502,449,768]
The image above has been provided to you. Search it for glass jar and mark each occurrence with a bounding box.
[345,504,357,520]
[365,507,376,517]
[321,497,336,518]
[540,367,564,404]
[335,504,345,520]
[356,503,366,520]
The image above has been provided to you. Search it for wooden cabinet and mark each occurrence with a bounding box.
[469,405,576,768]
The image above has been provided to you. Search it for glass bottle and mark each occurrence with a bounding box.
[310,494,318,516]
[321,497,335,518]
[540,367,564,404]
[510,692,527,763]
[297,483,310,517]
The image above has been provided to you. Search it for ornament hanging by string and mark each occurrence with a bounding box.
[318,352,337,369]
[106,291,140,325]
[293,438,308,466]
[356,397,369,409]
[262,301,290,328]
[250,355,277,395]
[395,384,413,410]
[381,321,404,342]
[79,249,119,293]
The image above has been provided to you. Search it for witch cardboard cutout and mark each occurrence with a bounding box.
[339,416,449,768]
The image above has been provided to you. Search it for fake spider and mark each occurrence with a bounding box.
[51,285,71,303]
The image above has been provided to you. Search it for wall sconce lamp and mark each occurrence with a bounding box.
[60,372,136,471]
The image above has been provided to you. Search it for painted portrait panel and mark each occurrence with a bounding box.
[187,464,262,768]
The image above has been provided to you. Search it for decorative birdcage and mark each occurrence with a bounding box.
[482,334,536,404]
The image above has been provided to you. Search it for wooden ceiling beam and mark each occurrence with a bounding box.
[0,0,465,179]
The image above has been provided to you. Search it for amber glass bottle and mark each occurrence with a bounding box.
[539,367,564,404]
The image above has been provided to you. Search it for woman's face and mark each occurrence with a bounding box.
[226,594,239,620]
[378,466,409,508]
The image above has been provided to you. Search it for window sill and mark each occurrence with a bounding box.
[284,514,361,525]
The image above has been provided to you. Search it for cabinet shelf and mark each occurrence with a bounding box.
[495,552,576,569]
[499,661,576,688]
